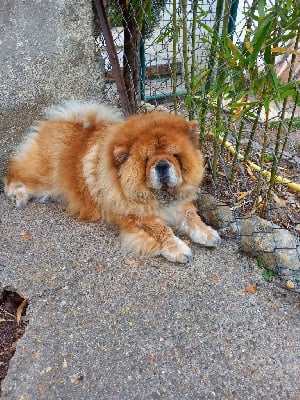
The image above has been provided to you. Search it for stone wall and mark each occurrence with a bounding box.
[0,0,105,175]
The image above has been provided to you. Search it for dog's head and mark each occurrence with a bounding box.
[109,112,204,204]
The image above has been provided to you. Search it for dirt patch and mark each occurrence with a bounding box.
[0,289,28,388]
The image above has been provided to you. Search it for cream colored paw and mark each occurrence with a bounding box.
[160,236,193,263]
[189,225,221,247]
[5,182,30,208]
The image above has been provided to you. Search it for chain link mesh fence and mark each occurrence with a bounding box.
[94,0,300,290]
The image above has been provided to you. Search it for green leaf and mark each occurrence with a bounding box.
[196,5,209,18]
[200,23,214,34]
[257,256,264,268]
[199,38,213,47]
[269,66,280,91]
[263,98,271,113]
[227,38,242,58]
[155,24,174,43]
[246,111,258,119]
[281,32,297,42]
[249,17,273,66]
[257,0,266,17]
[263,152,275,162]
[262,269,278,282]
[263,270,271,281]
[264,45,273,64]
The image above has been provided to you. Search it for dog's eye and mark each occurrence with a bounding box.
[174,154,183,168]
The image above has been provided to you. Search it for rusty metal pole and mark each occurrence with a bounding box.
[93,0,133,116]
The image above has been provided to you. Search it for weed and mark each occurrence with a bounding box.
[257,256,278,282]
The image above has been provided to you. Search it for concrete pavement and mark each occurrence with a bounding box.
[1,193,299,399]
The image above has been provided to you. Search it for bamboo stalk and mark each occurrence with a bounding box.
[181,0,190,98]
[213,0,230,180]
[244,103,263,161]
[189,0,198,120]
[212,97,222,182]
[230,118,245,182]
[199,0,225,138]
[255,108,269,208]
[172,0,178,113]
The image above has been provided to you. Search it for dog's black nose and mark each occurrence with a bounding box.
[155,161,170,174]
[155,161,171,185]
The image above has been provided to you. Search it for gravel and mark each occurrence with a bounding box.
[0,193,299,399]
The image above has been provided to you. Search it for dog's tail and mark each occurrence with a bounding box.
[45,100,123,128]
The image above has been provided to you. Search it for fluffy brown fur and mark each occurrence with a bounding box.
[5,101,221,263]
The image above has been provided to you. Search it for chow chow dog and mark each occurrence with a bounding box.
[5,101,221,263]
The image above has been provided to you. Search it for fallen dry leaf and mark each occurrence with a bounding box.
[217,171,229,178]
[245,283,258,294]
[246,165,257,180]
[16,299,28,324]
[38,385,44,393]
[237,190,253,201]
[21,232,32,240]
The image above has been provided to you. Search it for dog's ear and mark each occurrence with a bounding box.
[113,145,129,165]
[188,120,200,148]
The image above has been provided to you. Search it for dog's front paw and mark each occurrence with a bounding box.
[5,181,30,208]
[189,225,221,247]
[160,236,193,263]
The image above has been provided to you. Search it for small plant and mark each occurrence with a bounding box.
[257,256,278,282]
[263,152,275,163]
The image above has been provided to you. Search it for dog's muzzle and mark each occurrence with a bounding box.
[150,160,181,189]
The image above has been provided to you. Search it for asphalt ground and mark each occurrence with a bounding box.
[1,192,299,399]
